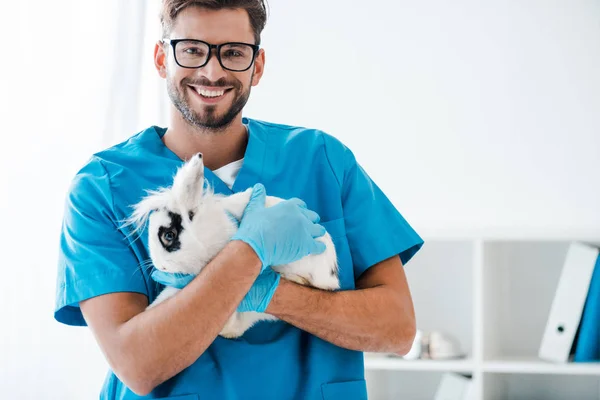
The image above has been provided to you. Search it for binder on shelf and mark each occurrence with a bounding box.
[573,252,600,362]
[538,242,599,363]
[434,373,474,400]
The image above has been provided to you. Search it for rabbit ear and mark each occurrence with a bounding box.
[171,153,205,210]
[121,188,170,236]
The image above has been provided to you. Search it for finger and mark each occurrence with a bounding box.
[243,183,266,214]
[309,223,327,238]
[287,198,307,209]
[311,240,327,255]
[299,207,321,223]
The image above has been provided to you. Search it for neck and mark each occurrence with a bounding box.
[162,108,248,170]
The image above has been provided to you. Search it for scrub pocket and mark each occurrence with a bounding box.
[321,379,368,400]
[320,218,355,290]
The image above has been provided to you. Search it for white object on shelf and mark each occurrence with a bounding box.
[538,242,599,363]
[424,331,466,360]
[434,373,474,400]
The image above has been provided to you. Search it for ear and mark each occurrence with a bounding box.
[171,153,205,211]
[251,49,265,87]
[121,188,170,236]
[219,188,252,221]
[154,40,167,79]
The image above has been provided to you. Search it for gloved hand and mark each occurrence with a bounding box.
[237,269,281,313]
[231,183,327,271]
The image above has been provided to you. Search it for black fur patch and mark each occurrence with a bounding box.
[330,268,337,277]
[158,211,183,252]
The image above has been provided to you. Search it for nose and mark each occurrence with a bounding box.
[199,50,228,83]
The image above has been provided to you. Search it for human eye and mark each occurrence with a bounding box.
[176,41,207,58]
[183,46,205,56]
[223,49,244,58]
[221,44,252,59]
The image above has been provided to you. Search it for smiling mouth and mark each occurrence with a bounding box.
[189,85,233,101]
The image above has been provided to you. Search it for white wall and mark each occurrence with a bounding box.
[1,1,119,398]
[1,1,599,398]
[244,0,600,238]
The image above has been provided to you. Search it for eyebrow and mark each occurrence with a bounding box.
[176,39,252,45]
[223,43,252,48]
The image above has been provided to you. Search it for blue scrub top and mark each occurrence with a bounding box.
[55,117,424,400]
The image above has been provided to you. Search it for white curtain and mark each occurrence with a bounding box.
[0,1,170,399]
[102,0,170,147]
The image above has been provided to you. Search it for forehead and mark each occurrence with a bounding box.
[171,6,255,44]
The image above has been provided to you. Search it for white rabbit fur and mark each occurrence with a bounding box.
[126,153,339,338]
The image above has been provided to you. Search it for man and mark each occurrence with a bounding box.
[54,1,424,399]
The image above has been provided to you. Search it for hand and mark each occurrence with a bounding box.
[237,269,281,313]
[231,183,327,270]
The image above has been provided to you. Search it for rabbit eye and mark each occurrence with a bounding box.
[158,212,183,252]
[161,229,177,244]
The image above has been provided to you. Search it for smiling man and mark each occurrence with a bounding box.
[54,1,424,399]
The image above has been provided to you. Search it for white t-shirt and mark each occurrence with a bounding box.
[212,158,244,189]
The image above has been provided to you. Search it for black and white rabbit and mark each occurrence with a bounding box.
[126,153,339,338]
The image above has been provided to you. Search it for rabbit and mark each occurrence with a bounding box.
[125,153,340,339]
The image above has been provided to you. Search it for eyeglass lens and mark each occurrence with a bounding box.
[175,41,255,71]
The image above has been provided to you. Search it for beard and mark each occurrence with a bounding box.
[167,73,252,131]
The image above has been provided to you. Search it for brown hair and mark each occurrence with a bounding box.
[160,0,269,45]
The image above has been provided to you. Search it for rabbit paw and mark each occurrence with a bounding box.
[219,325,245,339]
[219,313,247,339]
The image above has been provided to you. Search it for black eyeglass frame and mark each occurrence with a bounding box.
[162,38,260,72]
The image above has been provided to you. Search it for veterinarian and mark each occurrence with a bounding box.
[54,1,424,399]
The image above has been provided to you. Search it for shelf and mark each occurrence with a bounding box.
[419,227,600,242]
[483,372,600,399]
[483,357,600,376]
[364,238,600,399]
[364,354,474,373]
[365,355,600,375]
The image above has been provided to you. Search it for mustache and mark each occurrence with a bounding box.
[182,77,239,88]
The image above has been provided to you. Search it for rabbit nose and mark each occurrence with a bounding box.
[197,153,203,159]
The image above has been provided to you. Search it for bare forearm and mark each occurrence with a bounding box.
[118,241,261,393]
[266,279,415,353]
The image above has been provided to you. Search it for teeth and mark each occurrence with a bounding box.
[195,88,226,98]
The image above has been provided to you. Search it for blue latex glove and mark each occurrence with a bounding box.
[231,183,327,271]
[151,269,195,289]
[237,269,281,313]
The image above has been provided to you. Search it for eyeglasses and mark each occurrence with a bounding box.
[162,39,260,72]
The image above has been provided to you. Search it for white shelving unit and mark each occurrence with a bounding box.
[364,230,600,400]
